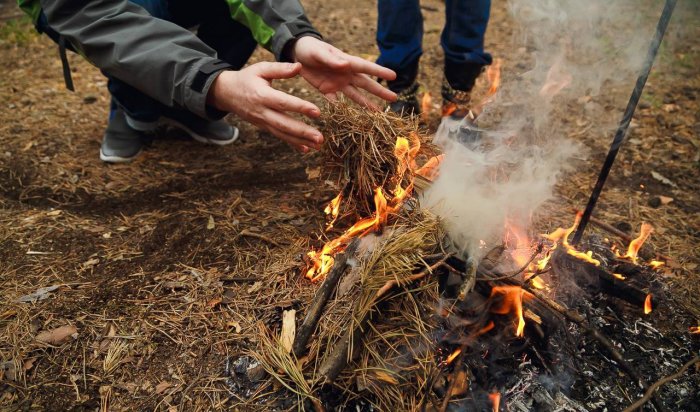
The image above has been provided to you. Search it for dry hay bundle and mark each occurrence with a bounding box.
[255,208,448,410]
[321,100,438,216]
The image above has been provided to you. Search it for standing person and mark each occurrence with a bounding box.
[19,0,397,162]
[376,0,492,119]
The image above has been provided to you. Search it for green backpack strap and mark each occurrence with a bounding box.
[16,0,74,91]
[17,0,41,24]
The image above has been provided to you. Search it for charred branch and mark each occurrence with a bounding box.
[293,239,360,358]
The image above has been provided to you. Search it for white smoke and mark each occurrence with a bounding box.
[421,0,666,258]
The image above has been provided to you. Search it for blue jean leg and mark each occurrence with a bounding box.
[376,0,423,73]
[442,0,492,90]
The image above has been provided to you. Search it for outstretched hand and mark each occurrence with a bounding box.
[292,36,397,109]
[207,62,322,152]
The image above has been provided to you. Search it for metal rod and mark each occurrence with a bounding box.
[572,0,677,245]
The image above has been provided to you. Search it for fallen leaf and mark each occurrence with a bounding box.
[46,210,62,216]
[650,171,678,188]
[16,285,60,303]
[36,325,78,345]
[227,320,242,333]
[207,297,222,308]
[206,215,215,230]
[23,358,36,371]
[280,309,296,353]
[247,281,263,293]
[155,381,172,394]
[305,166,321,179]
[373,370,399,385]
[659,195,674,205]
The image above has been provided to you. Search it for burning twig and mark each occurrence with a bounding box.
[622,356,700,412]
[293,239,360,358]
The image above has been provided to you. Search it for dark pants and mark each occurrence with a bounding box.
[376,0,492,92]
[39,0,257,122]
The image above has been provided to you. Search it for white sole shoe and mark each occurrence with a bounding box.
[163,118,239,146]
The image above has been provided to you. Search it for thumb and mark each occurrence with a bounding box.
[256,62,302,80]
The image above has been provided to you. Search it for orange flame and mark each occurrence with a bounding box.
[446,348,462,365]
[644,294,653,315]
[490,286,532,337]
[625,223,653,264]
[324,193,343,230]
[415,154,445,181]
[488,392,501,412]
[478,321,495,336]
[543,212,601,266]
[306,135,422,282]
[612,273,626,280]
[486,59,502,97]
[421,92,432,122]
[690,326,700,334]
[649,260,664,269]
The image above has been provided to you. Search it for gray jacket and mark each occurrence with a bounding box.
[38,0,321,119]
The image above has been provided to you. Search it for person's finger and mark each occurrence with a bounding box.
[341,85,380,110]
[264,88,321,118]
[254,62,302,80]
[267,125,318,152]
[286,141,310,153]
[262,109,323,148]
[324,92,339,101]
[352,74,397,102]
[344,55,396,81]
[312,45,352,70]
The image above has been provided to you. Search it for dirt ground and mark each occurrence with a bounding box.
[0,0,698,410]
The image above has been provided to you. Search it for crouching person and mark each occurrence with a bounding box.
[18,0,397,162]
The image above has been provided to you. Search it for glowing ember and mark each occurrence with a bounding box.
[625,222,653,264]
[421,92,432,122]
[324,193,343,230]
[488,392,501,412]
[690,326,700,334]
[490,286,532,337]
[445,348,462,365]
[649,260,664,269]
[612,273,626,280]
[644,294,653,315]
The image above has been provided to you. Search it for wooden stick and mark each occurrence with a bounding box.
[572,209,672,262]
[622,356,700,412]
[292,239,360,358]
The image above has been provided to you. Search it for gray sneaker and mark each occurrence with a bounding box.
[100,109,145,163]
[163,114,239,146]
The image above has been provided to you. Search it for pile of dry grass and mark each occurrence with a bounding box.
[320,100,437,216]
[256,207,448,410]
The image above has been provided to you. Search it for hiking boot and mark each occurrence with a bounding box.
[441,78,480,144]
[388,82,421,117]
[162,112,238,146]
[100,109,146,163]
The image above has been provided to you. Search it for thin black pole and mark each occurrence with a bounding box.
[572,0,677,245]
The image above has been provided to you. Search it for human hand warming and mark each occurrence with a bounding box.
[292,36,397,109]
[207,62,322,152]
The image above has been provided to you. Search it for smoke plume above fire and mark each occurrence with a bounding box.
[422,0,661,259]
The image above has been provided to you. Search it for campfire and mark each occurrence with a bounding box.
[236,97,699,411]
